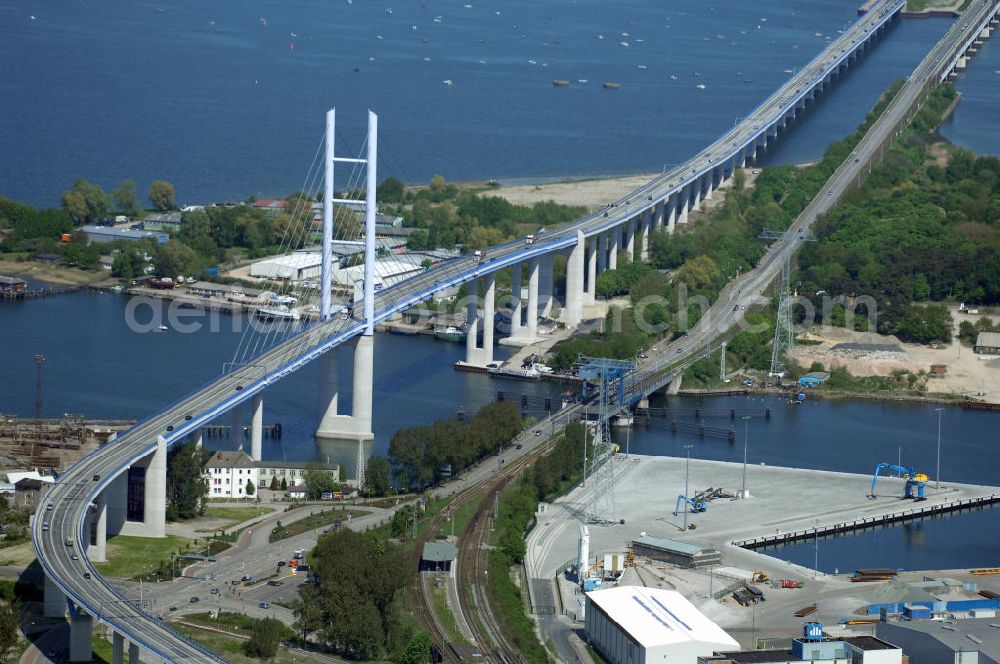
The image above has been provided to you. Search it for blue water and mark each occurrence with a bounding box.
[940,29,1000,155]
[0,0,961,207]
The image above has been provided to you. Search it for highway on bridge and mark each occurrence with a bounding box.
[34,0,995,659]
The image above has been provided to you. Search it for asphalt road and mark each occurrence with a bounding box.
[34,0,979,659]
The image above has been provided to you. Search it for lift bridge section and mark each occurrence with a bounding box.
[577,357,636,525]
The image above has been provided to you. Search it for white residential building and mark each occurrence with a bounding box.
[204,451,259,499]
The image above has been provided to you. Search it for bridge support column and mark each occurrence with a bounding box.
[705,171,715,201]
[69,612,93,663]
[482,274,495,361]
[653,200,665,233]
[667,374,683,395]
[597,233,607,273]
[250,393,263,462]
[88,494,107,562]
[509,264,523,338]
[608,229,619,270]
[667,196,678,233]
[128,642,139,664]
[112,632,124,664]
[677,189,689,226]
[145,436,167,537]
[563,231,585,327]
[639,209,651,262]
[44,574,65,618]
[691,179,703,211]
[625,218,636,261]
[585,236,597,306]
[315,335,375,442]
[527,258,539,339]
[539,254,554,318]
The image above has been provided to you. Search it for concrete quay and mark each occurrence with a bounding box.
[524,455,1000,649]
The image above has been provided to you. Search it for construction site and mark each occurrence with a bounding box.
[0,356,132,471]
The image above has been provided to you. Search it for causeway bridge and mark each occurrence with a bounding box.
[32,0,1000,660]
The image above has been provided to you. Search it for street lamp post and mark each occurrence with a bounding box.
[683,444,693,532]
[742,415,751,498]
[934,407,943,489]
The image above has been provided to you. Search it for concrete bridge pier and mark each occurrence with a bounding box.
[509,263,523,337]
[564,231,585,327]
[538,254,554,318]
[585,236,597,305]
[69,612,93,663]
[87,494,107,562]
[653,199,665,233]
[608,227,620,270]
[624,217,636,261]
[119,436,166,538]
[666,195,678,233]
[691,178,703,210]
[704,170,716,201]
[676,188,690,226]
[639,208,651,262]
[463,276,496,365]
[527,257,540,339]
[250,393,263,461]
[666,374,683,395]
[316,335,375,442]
[597,232,607,272]
[112,632,124,664]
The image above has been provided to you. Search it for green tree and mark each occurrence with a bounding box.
[363,456,391,497]
[155,239,201,277]
[280,477,288,491]
[269,476,278,491]
[245,480,255,497]
[113,179,140,216]
[429,174,446,191]
[377,177,405,204]
[166,442,210,520]
[0,599,18,664]
[61,179,111,224]
[242,617,283,659]
[149,180,176,211]
[399,631,431,664]
[303,465,336,499]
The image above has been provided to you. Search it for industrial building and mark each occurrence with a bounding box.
[250,252,323,282]
[585,586,739,664]
[975,332,1000,355]
[81,225,169,245]
[631,534,722,568]
[877,616,1000,662]
[700,625,902,664]
[142,212,182,232]
[186,281,261,301]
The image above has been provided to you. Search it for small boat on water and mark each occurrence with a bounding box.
[435,325,466,342]
[696,83,706,89]
[488,365,540,380]
[158,324,169,331]
[603,81,620,89]
[552,79,570,87]
[442,79,453,86]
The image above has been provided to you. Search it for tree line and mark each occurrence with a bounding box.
[387,400,522,490]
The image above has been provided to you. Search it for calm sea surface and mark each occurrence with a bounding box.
[0,0,966,206]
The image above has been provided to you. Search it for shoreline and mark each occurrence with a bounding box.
[679,385,986,407]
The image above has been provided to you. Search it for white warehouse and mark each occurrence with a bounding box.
[250,252,322,282]
[585,586,739,664]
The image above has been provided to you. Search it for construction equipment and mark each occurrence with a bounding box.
[779,579,804,589]
[971,568,1000,576]
[752,571,770,583]
[850,568,898,583]
[868,463,928,500]
[673,494,707,516]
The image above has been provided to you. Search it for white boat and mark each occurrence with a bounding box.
[696,83,706,89]
[254,305,300,322]
[442,79,453,86]
[619,41,629,47]
[158,324,168,331]
[637,64,647,70]
[488,365,540,380]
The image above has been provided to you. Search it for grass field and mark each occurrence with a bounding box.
[201,505,273,526]
[428,578,470,646]
[173,624,302,664]
[268,508,365,542]
[96,534,191,578]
